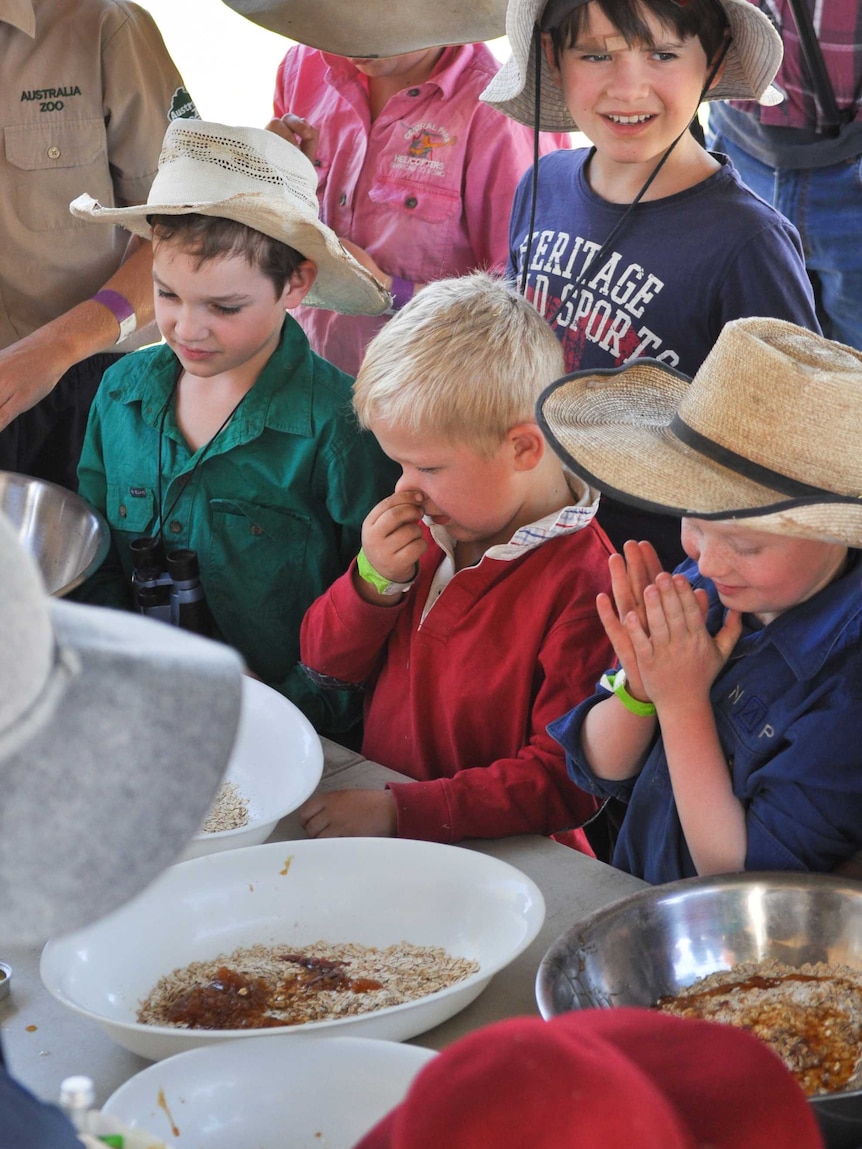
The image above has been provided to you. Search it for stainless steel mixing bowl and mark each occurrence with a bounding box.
[0,471,109,596]
[536,872,862,1149]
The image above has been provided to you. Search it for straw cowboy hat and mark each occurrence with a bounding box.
[219,0,508,56]
[355,1008,823,1149]
[70,120,390,317]
[481,0,784,132]
[537,317,862,548]
[0,511,243,943]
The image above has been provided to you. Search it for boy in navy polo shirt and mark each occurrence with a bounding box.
[538,317,862,883]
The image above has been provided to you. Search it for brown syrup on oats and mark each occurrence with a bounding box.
[164,954,383,1030]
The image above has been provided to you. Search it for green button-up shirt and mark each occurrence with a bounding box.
[77,317,397,732]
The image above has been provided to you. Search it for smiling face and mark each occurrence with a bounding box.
[152,240,310,383]
[542,1,718,185]
[680,518,849,625]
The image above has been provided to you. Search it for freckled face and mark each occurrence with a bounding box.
[152,241,291,380]
[371,422,525,548]
[681,517,848,624]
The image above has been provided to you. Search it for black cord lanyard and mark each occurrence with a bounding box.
[517,28,732,328]
[153,373,248,544]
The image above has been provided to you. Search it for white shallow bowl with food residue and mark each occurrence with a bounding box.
[41,837,545,1061]
[181,676,323,860]
[102,1033,436,1148]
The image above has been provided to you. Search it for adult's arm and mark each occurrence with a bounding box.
[0,239,155,430]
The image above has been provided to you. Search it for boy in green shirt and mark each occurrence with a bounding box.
[73,119,396,734]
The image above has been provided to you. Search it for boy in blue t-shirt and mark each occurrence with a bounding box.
[536,316,862,883]
[483,0,821,565]
[72,120,397,734]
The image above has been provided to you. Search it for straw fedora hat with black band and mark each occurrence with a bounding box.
[537,318,862,548]
[70,120,390,317]
[219,0,507,56]
[481,0,784,132]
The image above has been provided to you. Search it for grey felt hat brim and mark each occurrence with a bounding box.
[0,599,243,943]
[219,0,507,55]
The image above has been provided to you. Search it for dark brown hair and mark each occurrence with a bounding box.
[149,213,304,297]
[548,0,729,67]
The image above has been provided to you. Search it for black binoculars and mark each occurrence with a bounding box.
[129,536,213,637]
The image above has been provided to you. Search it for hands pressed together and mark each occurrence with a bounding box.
[597,540,742,711]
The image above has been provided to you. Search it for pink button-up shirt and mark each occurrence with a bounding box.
[274,43,571,376]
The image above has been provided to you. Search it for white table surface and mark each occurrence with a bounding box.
[1,737,645,1106]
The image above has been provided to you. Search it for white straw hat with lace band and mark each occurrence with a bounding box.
[70,120,391,317]
[536,317,862,548]
[218,0,507,56]
[481,0,784,132]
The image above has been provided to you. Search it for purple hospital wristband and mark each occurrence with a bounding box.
[91,289,137,344]
[388,276,415,313]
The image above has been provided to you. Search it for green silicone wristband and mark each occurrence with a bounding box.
[599,669,657,717]
[356,548,392,594]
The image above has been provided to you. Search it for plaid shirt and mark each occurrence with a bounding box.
[729,0,862,132]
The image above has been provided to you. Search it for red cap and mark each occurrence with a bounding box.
[355,1008,824,1149]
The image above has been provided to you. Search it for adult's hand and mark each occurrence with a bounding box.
[0,331,76,429]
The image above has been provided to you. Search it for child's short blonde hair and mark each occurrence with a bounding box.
[353,272,564,456]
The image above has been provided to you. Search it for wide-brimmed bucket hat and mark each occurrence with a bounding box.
[482,0,784,131]
[70,120,390,316]
[355,1008,823,1149]
[537,317,862,548]
[0,510,244,943]
[219,0,507,56]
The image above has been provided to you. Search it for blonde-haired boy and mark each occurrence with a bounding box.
[300,272,614,847]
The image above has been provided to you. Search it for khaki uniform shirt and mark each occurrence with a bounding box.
[0,0,194,348]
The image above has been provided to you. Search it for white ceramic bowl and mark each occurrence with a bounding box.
[102,1034,436,1148]
[41,838,545,1061]
[181,677,323,860]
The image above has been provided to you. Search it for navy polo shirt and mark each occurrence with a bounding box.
[551,551,862,884]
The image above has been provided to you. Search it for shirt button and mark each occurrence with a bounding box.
[250,524,264,536]
[313,158,322,167]
[339,193,347,206]
[118,504,127,518]
[47,145,61,159]
[169,520,183,534]
[405,196,418,209]
[407,87,420,96]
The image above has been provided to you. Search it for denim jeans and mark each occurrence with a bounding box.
[707,126,862,351]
